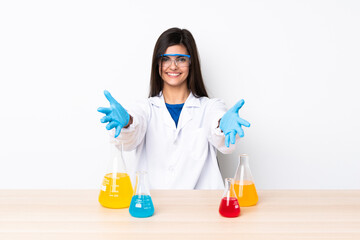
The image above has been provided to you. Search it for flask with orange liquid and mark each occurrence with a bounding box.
[233,154,258,206]
[99,142,133,208]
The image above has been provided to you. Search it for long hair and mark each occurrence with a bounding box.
[149,28,208,98]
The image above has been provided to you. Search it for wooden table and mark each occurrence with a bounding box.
[0,190,359,239]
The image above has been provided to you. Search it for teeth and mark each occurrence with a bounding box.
[168,73,180,76]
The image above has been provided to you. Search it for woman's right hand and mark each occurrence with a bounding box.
[97,90,130,138]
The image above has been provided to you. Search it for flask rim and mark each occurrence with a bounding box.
[224,178,234,183]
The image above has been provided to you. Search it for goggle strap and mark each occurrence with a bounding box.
[160,54,191,58]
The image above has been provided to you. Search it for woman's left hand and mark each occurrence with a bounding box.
[219,100,251,148]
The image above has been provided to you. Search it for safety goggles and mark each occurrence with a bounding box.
[158,54,191,68]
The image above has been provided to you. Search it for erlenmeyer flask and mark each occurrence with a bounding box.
[219,178,240,218]
[99,142,133,208]
[233,154,258,206]
[129,171,154,218]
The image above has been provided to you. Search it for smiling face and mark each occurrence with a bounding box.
[159,44,190,90]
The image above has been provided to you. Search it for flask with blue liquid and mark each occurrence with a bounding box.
[129,171,154,218]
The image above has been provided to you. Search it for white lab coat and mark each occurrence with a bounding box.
[111,92,239,189]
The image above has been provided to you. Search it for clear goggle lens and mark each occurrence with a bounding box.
[159,54,191,68]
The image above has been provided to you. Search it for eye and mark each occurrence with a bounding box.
[177,57,187,63]
[161,57,170,62]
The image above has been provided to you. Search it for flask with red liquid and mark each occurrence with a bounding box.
[219,178,240,218]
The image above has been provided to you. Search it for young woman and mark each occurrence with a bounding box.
[97,28,250,189]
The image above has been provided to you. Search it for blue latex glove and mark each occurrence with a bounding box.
[97,90,130,138]
[219,100,251,148]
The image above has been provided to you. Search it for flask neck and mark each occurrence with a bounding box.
[225,178,233,189]
[223,178,236,198]
[107,142,127,173]
[135,171,151,196]
[239,154,250,167]
[234,154,254,183]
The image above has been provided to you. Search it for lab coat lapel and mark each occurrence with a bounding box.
[176,92,200,133]
[176,107,192,132]
[152,92,201,140]
[162,107,176,129]
[160,93,177,130]
[149,92,176,129]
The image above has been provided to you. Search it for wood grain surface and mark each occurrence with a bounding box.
[0,190,359,239]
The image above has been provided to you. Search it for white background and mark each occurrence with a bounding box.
[1,0,359,189]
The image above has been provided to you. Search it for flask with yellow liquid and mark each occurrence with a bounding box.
[99,141,133,208]
[233,154,258,206]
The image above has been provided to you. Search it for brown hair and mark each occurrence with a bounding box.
[149,28,208,98]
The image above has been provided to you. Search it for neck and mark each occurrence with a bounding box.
[163,86,190,104]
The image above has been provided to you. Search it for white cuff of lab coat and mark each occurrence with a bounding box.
[119,111,138,133]
[212,118,224,137]
[210,118,238,154]
[109,111,143,151]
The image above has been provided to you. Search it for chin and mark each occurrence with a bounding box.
[164,79,186,87]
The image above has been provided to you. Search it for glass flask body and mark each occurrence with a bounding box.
[98,142,133,209]
[129,171,154,218]
[233,154,258,206]
[219,178,240,218]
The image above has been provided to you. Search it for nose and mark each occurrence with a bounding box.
[169,60,178,70]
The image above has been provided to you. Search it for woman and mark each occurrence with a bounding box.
[97,27,250,189]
